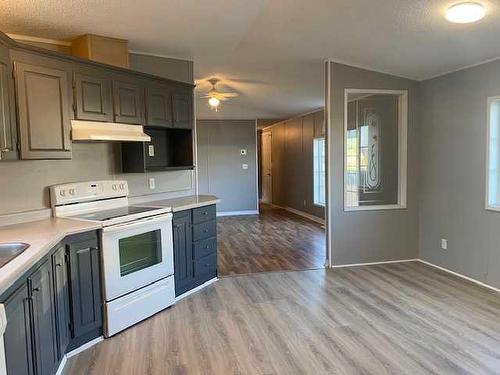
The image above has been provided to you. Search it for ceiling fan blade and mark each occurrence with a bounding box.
[219,92,239,98]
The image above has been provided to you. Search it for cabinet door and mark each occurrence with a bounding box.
[173,211,194,295]
[67,240,102,343]
[145,83,173,127]
[74,70,113,122]
[0,44,16,161]
[52,246,71,359]
[4,283,34,375]
[14,61,72,159]
[29,260,59,375]
[172,90,193,129]
[113,79,145,124]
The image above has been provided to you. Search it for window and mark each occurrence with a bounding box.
[487,97,500,210]
[313,137,326,206]
[344,89,407,210]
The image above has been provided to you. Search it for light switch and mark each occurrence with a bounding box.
[240,149,247,155]
[242,164,249,170]
[149,177,156,190]
[148,145,155,157]
[441,238,447,250]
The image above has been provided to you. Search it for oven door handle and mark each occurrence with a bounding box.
[102,213,172,233]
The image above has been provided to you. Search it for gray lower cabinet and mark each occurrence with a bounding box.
[66,235,102,350]
[1,231,102,375]
[3,283,33,375]
[29,260,59,375]
[173,205,217,296]
[12,53,72,160]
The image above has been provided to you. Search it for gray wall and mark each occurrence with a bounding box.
[264,110,325,219]
[0,54,195,216]
[197,120,258,213]
[419,59,500,289]
[329,62,420,265]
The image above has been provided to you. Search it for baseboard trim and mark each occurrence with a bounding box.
[270,204,325,224]
[175,277,218,302]
[55,336,104,375]
[417,260,500,293]
[217,210,259,217]
[331,259,419,268]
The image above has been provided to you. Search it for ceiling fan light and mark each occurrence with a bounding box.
[208,97,220,108]
[446,2,485,23]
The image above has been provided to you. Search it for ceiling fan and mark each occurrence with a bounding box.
[201,78,238,111]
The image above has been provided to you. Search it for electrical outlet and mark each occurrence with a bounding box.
[149,177,156,190]
[148,145,155,157]
[441,238,448,250]
[240,149,247,155]
[242,164,249,170]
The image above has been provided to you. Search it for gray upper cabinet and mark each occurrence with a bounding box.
[172,90,193,129]
[13,54,72,160]
[4,283,33,375]
[0,43,16,161]
[73,68,113,122]
[145,83,173,127]
[113,77,145,124]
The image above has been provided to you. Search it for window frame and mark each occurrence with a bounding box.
[486,96,500,212]
[343,88,408,212]
[313,137,326,207]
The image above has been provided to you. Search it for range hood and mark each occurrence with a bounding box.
[71,120,151,142]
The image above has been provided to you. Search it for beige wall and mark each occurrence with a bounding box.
[263,109,325,219]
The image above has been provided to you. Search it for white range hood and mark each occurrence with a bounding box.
[71,120,151,142]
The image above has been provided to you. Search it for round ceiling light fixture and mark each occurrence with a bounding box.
[445,2,486,23]
[208,97,220,110]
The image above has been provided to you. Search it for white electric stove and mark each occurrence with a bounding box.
[50,180,175,337]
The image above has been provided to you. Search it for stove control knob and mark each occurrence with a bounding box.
[69,188,75,196]
[112,184,118,191]
[119,183,125,190]
[59,190,66,197]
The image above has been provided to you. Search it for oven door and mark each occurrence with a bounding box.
[101,213,173,301]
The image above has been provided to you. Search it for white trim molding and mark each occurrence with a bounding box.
[283,207,325,225]
[343,88,408,212]
[332,259,419,268]
[486,96,500,212]
[216,210,259,217]
[175,278,218,302]
[418,260,500,293]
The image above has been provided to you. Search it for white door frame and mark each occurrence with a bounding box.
[261,130,273,204]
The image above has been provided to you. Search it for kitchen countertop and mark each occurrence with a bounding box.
[0,218,101,296]
[140,195,220,212]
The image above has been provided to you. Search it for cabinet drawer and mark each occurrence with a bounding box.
[194,253,217,281]
[192,220,216,242]
[193,237,216,260]
[192,205,216,224]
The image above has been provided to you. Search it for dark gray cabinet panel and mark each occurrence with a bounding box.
[173,211,194,295]
[192,205,216,224]
[194,253,217,282]
[145,83,173,127]
[0,43,16,161]
[113,78,145,124]
[74,70,113,122]
[4,283,33,375]
[13,59,72,159]
[29,260,59,375]
[192,220,216,242]
[67,238,102,347]
[172,91,192,129]
[193,237,217,260]
[52,246,70,359]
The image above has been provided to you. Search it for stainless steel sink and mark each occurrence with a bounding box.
[0,242,30,267]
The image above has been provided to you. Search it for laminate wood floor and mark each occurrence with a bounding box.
[217,204,326,276]
[64,262,500,375]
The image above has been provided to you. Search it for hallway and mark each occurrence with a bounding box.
[217,204,326,276]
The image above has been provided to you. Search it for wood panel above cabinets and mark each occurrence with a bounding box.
[73,68,113,122]
[13,52,72,160]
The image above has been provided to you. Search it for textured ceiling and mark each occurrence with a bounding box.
[1,0,499,119]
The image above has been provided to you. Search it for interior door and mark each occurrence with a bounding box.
[261,131,273,203]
